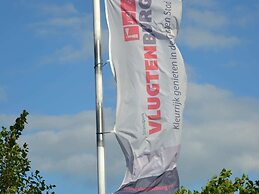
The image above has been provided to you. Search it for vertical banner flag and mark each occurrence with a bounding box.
[105,0,187,193]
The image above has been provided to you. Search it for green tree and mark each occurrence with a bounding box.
[176,168,259,194]
[0,110,55,194]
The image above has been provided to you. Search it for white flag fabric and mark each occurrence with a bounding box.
[105,0,187,193]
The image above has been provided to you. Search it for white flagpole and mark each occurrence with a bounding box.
[93,0,106,194]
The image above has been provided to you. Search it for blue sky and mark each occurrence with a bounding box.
[0,0,259,194]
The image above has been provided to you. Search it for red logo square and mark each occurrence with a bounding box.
[123,26,139,41]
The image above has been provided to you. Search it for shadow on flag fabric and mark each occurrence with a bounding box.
[105,0,187,193]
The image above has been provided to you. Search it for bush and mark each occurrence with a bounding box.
[0,110,55,194]
[176,168,259,194]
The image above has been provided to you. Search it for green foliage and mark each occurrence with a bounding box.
[176,168,259,194]
[0,110,55,194]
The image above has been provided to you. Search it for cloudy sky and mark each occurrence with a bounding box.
[0,0,259,193]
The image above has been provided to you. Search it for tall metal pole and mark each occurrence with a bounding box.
[93,0,105,194]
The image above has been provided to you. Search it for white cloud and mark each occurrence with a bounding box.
[41,43,92,65]
[31,13,89,37]
[180,1,241,49]
[17,109,120,182]
[1,83,258,189]
[29,3,97,65]
[178,83,259,187]
[40,27,109,65]
[40,3,79,16]
[43,17,83,28]
[180,27,240,49]
[187,10,228,29]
